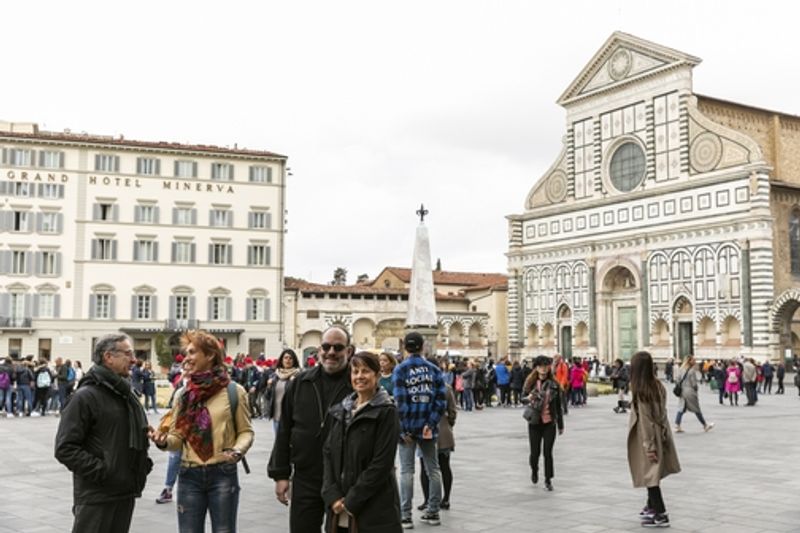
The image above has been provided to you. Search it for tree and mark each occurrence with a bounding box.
[154,333,174,370]
[331,267,347,286]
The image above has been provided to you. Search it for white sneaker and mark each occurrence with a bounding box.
[30,412,40,417]
[704,422,715,432]
[674,425,684,433]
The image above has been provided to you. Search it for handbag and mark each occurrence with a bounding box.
[672,369,689,398]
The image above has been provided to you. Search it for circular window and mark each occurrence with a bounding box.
[609,142,646,192]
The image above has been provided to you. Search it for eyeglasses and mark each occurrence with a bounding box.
[321,343,347,353]
[110,349,135,357]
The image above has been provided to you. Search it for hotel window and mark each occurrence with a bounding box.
[174,295,189,320]
[133,240,158,262]
[38,212,62,233]
[209,243,232,265]
[39,183,64,199]
[94,154,120,172]
[38,150,65,169]
[11,250,30,275]
[247,244,270,266]
[210,209,232,227]
[93,202,118,222]
[8,292,27,325]
[91,238,117,260]
[89,293,114,319]
[173,207,197,225]
[208,295,231,321]
[11,210,32,232]
[174,160,197,178]
[172,241,196,263]
[249,166,272,183]
[246,294,271,321]
[36,293,58,319]
[134,294,154,320]
[2,148,34,167]
[248,211,271,229]
[134,205,159,224]
[136,157,161,175]
[37,251,60,275]
[12,182,33,197]
[211,163,234,181]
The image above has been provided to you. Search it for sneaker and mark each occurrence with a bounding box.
[639,507,655,519]
[420,512,440,526]
[704,422,715,432]
[155,488,173,504]
[544,479,553,491]
[417,502,428,511]
[531,471,538,485]
[641,513,670,528]
[401,517,414,529]
[439,501,450,510]
[673,426,684,433]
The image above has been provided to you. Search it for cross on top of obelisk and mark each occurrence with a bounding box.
[416,203,429,222]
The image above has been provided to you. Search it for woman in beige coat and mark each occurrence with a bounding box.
[627,351,680,528]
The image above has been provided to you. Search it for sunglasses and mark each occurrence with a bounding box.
[321,343,347,353]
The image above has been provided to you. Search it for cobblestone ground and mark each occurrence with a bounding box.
[1,382,798,532]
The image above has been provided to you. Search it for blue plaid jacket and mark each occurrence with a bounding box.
[392,354,447,440]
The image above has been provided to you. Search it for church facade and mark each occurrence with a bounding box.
[507,32,800,362]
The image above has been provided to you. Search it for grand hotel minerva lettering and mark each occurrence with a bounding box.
[6,170,69,182]
[4,171,235,194]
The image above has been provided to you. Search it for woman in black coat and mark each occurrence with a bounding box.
[322,351,402,533]
[522,355,564,491]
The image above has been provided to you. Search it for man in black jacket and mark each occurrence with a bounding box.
[268,326,353,532]
[54,333,153,533]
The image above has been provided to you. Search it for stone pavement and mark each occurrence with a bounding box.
[0,383,798,533]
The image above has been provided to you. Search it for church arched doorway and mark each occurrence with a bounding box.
[599,265,639,361]
[672,296,694,360]
[557,304,573,359]
[771,289,800,360]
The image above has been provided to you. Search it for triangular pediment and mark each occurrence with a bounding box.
[558,32,701,107]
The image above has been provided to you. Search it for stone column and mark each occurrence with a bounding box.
[741,241,753,347]
[588,261,597,347]
[640,254,650,348]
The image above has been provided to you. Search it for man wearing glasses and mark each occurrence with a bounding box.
[55,333,153,533]
[268,326,353,532]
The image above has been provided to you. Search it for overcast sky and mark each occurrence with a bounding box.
[4,1,798,284]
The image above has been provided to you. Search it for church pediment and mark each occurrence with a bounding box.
[558,32,701,107]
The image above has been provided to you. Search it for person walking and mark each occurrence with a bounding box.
[553,355,569,415]
[461,361,476,412]
[150,330,254,533]
[724,360,742,406]
[523,355,564,491]
[776,362,785,394]
[14,358,35,416]
[55,333,153,533]
[322,351,402,533]
[742,358,758,405]
[627,351,680,528]
[268,326,353,532]
[712,361,727,405]
[265,348,302,434]
[674,355,714,433]
[142,361,158,414]
[510,361,524,407]
[611,359,630,414]
[393,331,447,529]
[495,358,511,407]
[33,359,54,416]
[569,359,585,407]
[761,360,774,394]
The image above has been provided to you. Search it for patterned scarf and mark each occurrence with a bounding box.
[175,365,230,461]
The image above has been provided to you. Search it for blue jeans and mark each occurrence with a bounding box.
[675,407,706,427]
[463,389,474,411]
[165,451,182,489]
[16,385,33,414]
[399,438,441,518]
[58,383,70,411]
[177,463,240,533]
[0,388,11,414]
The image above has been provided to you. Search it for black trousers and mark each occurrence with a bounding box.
[528,422,556,480]
[72,498,135,533]
[499,385,511,405]
[646,486,666,514]
[290,471,325,532]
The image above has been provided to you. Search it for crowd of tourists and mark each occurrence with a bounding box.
[5,327,791,532]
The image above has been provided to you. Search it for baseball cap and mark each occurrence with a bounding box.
[404,332,424,353]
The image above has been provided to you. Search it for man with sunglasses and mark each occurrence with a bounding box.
[54,333,153,533]
[268,326,353,532]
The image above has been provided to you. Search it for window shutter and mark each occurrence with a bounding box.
[169,295,177,320]
[267,167,273,182]
[94,154,101,171]
[266,212,272,229]
[153,242,159,262]
[151,295,157,320]
[208,244,214,264]
[0,250,10,273]
[228,164,234,181]
[207,297,213,321]
[190,243,196,263]
[54,295,61,318]
[112,204,119,221]
[0,181,6,195]
[248,166,254,181]
[172,208,178,225]
[131,295,137,320]
[174,161,179,177]
[191,209,197,225]
[34,252,42,275]
[133,242,139,261]
[93,203,100,220]
[91,239,98,260]
[55,253,62,275]
[248,212,254,228]
[111,240,118,260]
[109,295,116,319]
[226,244,232,264]
[26,214,34,232]
[38,151,45,167]
[209,210,214,226]
[89,295,96,319]
[36,212,43,232]
[58,152,65,169]
[192,162,198,177]
[1,148,7,164]
[25,252,33,275]
[171,242,177,262]
[36,183,43,197]
[153,206,160,224]
[32,294,40,318]
[155,159,161,176]
[225,297,232,321]
[247,245,252,266]
[265,298,271,321]
[56,213,64,233]
[228,211,234,227]
[0,293,9,317]
[189,296,196,319]
[114,156,120,172]
[134,206,141,223]
[136,158,142,174]
[266,246,271,266]
[24,294,32,318]
[245,298,252,321]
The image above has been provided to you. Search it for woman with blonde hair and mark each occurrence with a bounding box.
[151,330,254,533]
[378,351,398,396]
[628,351,680,528]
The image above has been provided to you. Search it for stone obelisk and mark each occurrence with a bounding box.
[405,204,438,356]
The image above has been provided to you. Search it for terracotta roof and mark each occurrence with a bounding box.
[284,276,470,302]
[378,267,508,288]
[0,130,286,159]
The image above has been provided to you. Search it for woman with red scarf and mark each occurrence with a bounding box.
[151,330,254,532]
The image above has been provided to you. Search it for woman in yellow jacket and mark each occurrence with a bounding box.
[151,330,254,533]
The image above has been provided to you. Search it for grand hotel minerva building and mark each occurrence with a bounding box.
[0,121,286,365]
[507,32,800,363]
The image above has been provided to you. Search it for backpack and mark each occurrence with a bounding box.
[0,372,10,390]
[37,370,52,388]
[727,372,738,384]
[66,366,76,382]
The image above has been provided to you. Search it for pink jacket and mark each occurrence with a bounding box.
[724,367,742,393]
[570,366,585,389]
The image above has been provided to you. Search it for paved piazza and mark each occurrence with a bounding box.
[1,384,797,533]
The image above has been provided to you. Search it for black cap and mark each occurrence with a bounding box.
[404,332,424,353]
[533,355,552,367]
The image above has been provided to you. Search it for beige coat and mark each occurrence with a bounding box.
[627,385,680,487]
